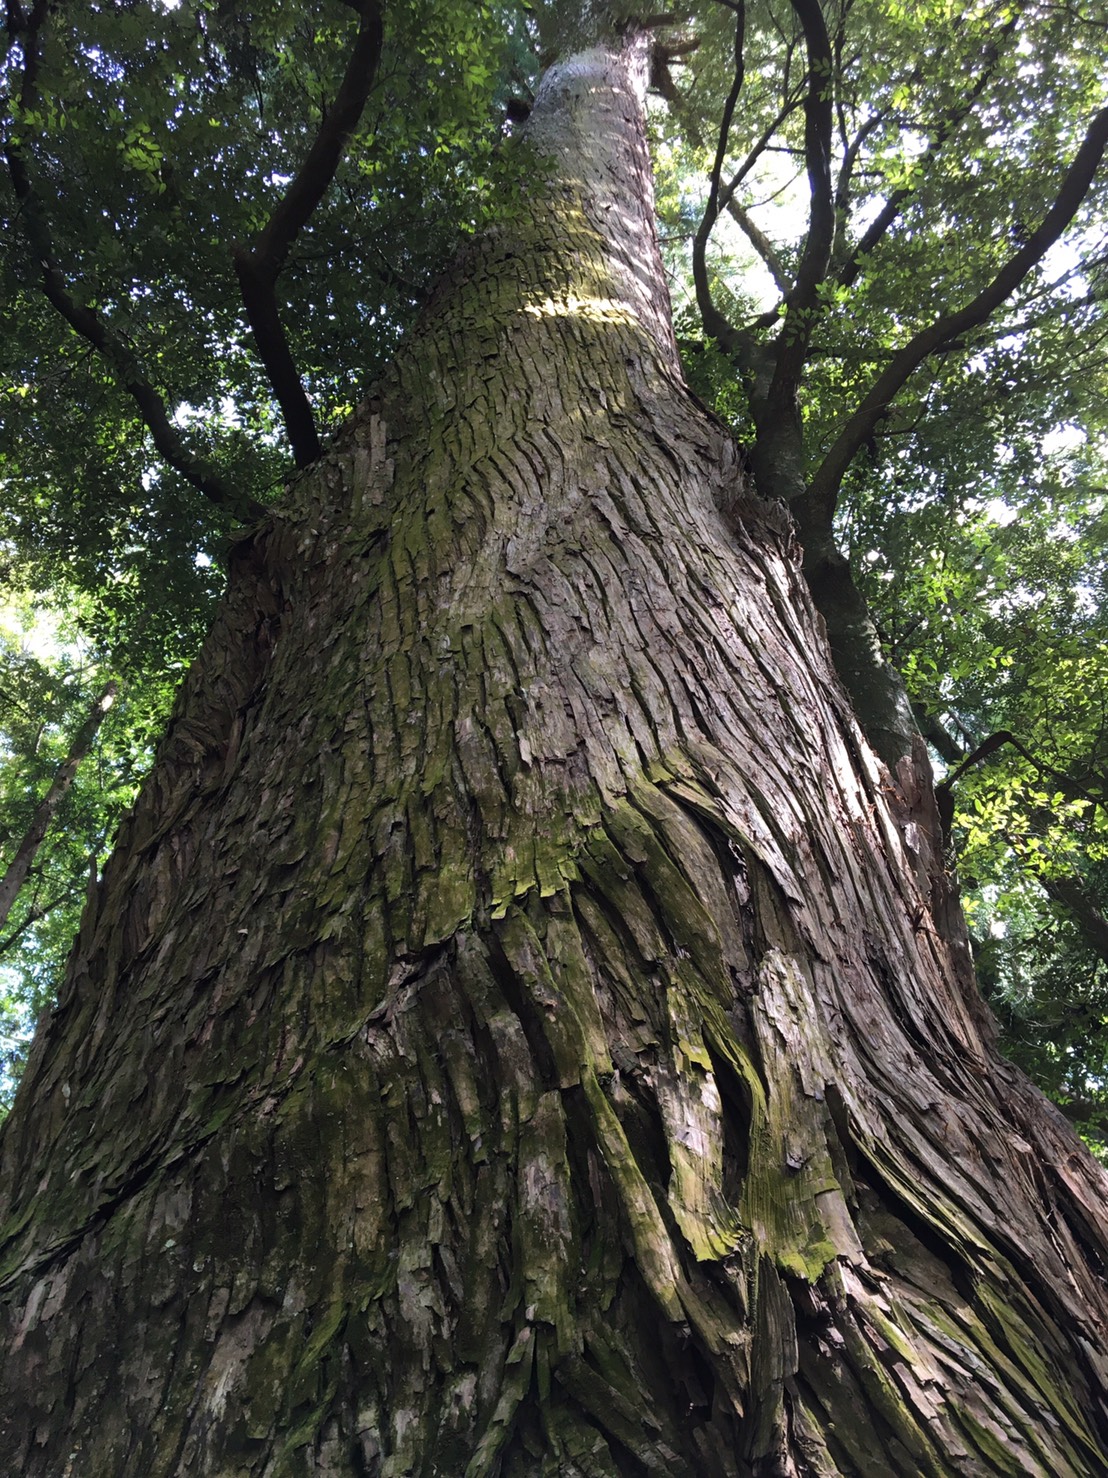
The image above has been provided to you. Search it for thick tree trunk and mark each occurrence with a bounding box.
[3,22,1108,1477]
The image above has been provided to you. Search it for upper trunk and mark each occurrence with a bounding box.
[3,18,1108,1477]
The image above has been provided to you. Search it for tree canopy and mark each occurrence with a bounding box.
[2,0,1107,1139]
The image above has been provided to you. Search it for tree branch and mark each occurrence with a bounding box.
[691,2,750,360]
[940,728,1017,790]
[715,93,806,218]
[917,715,1108,974]
[762,0,836,413]
[0,681,117,939]
[4,1,266,524]
[659,29,797,349]
[1050,1094,1108,1145]
[940,725,1106,818]
[835,14,1020,289]
[912,702,964,766]
[232,0,384,468]
[805,104,1108,525]
[0,888,71,959]
[1041,873,1108,967]
[833,109,886,220]
[725,197,790,294]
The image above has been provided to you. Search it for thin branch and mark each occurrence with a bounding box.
[830,1,860,172]
[833,69,849,161]
[0,681,117,938]
[0,888,71,958]
[941,727,1106,818]
[805,104,1108,525]
[4,1,265,524]
[232,0,384,468]
[835,13,1020,289]
[834,110,886,217]
[715,93,807,215]
[921,720,1108,978]
[9,177,266,521]
[691,2,752,358]
[940,728,1017,789]
[725,197,790,294]
[657,44,790,334]
[709,100,807,333]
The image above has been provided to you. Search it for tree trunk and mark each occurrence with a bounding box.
[3,22,1108,1477]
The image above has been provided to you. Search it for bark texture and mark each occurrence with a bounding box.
[3,24,1108,1478]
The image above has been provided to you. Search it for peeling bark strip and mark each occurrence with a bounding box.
[3,18,1108,1478]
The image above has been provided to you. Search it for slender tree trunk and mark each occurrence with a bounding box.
[3,20,1108,1477]
[0,679,117,937]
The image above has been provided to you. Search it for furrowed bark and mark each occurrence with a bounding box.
[2,16,1108,1478]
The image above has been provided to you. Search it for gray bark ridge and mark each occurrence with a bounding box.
[2,20,1108,1478]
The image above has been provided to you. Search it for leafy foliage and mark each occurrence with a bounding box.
[0,600,152,1096]
[857,438,1108,1140]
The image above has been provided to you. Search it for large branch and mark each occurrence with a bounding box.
[1050,1094,1108,1146]
[0,681,117,939]
[4,1,267,524]
[1042,874,1108,966]
[762,0,835,413]
[805,105,1108,525]
[232,0,384,468]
